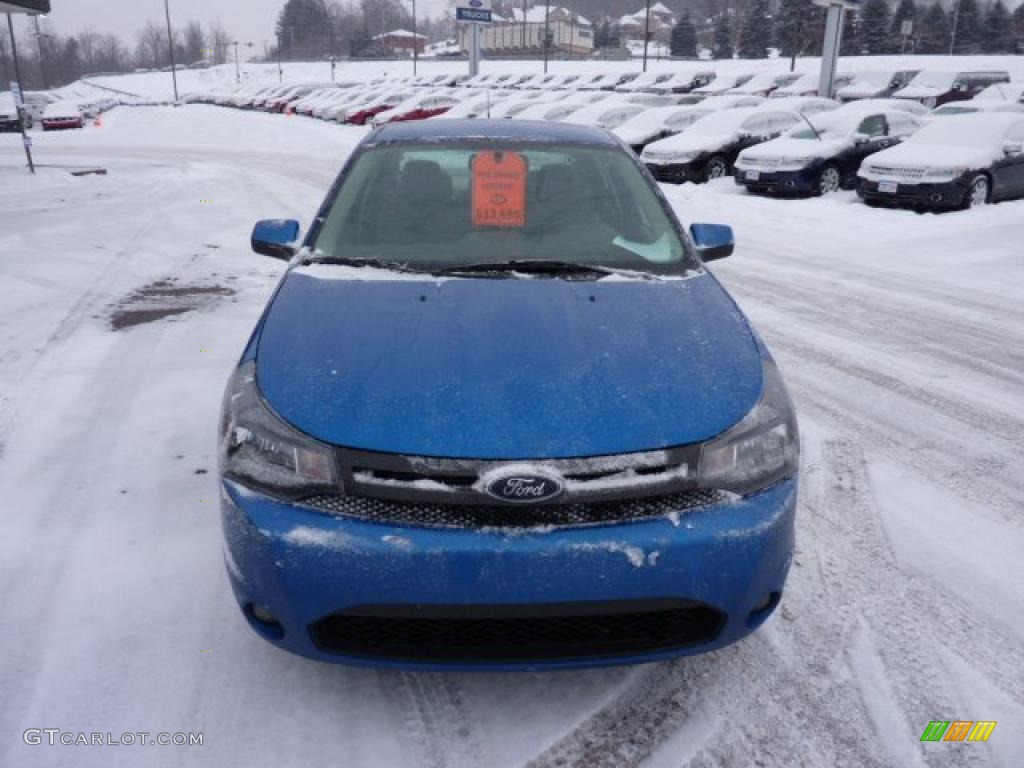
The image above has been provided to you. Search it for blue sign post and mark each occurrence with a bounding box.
[455,0,492,77]
[813,0,860,99]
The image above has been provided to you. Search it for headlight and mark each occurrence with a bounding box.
[776,156,813,171]
[643,150,697,164]
[923,167,968,182]
[697,358,799,496]
[219,361,339,499]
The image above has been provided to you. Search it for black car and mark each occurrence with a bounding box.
[641,100,838,184]
[857,113,1024,210]
[735,107,923,196]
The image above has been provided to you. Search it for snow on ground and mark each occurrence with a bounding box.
[1,91,1023,768]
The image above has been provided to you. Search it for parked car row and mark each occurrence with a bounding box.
[187,65,1023,212]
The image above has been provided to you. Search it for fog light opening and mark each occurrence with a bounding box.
[746,591,781,628]
[245,603,285,640]
[930,193,943,203]
[785,180,796,188]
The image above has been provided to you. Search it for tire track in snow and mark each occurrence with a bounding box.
[804,440,1019,768]
[392,672,485,768]
[724,270,1024,395]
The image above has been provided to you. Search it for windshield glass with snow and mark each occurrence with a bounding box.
[906,71,956,89]
[313,142,689,274]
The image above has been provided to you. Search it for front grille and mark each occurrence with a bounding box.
[740,157,781,170]
[866,165,926,181]
[299,488,728,529]
[309,599,726,662]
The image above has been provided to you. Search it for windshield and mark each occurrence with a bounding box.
[906,71,956,89]
[910,118,1010,147]
[932,105,978,115]
[787,113,855,140]
[312,142,690,274]
[851,71,894,87]
[688,109,752,136]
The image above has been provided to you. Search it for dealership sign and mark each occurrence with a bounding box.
[0,0,52,13]
[456,0,492,23]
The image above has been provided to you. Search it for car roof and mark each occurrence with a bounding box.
[368,118,620,146]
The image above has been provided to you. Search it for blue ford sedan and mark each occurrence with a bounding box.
[219,119,799,670]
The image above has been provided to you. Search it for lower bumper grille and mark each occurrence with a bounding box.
[309,600,726,662]
[299,488,728,529]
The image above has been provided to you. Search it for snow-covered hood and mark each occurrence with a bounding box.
[837,84,885,99]
[643,130,732,158]
[861,142,996,173]
[739,137,848,163]
[893,85,950,100]
[255,270,764,459]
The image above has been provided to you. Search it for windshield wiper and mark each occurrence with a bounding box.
[434,260,619,278]
[301,254,425,273]
[798,112,822,141]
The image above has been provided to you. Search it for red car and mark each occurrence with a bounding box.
[41,102,84,131]
[372,94,459,125]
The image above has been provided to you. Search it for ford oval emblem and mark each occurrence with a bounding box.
[469,0,483,6]
[483,469,564,503]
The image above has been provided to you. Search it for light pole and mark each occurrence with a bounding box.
[5,12,34,174]
[543,0,550,73]
[233,41,240,83]
[411,0,418,76]
[163,0,179,101]
[949,0,962,56]
[641,0,651,73]
[32,14,49,90]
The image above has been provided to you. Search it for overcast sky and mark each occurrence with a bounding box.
[19,0,451,49]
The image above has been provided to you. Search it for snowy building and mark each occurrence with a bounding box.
[373,29,427,56]
[460,5,593,56]
[617,3,677,40]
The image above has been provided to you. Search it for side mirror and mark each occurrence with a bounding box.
[955,82,968,92]
[1003,140,1023,157]
[853,132,871,144]
[251,219,300,260]
[690,222,734,262]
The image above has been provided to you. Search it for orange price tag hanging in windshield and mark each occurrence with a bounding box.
[472,150,527,228]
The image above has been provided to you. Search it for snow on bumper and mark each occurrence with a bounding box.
[221,477,797,670]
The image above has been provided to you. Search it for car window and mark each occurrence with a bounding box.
[857,115,888,137]
[741,115,773,136]
[313,143,690,273]
[887,115,919,137]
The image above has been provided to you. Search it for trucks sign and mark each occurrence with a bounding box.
[456,0,492,23]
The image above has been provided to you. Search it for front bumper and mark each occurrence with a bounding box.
[735,166,821,194]
[221,477,797,670]
[42,118,83,131]
[857,177,970,209]
[644,159,706,184]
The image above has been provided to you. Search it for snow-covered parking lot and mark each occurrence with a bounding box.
[2,104,1023,768]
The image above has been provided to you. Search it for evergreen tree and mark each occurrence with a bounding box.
[916,2,951,53]
[841,8,863,55]
[982,0,1014,53]
[888,0,918,52]
[608,23,622,48]
[712,13,734,59]
[276,0,332,58]
[738,0,773,58]
[776,0,816,59]
[671,11,699,57]
[950,0,983,53]
[860,0,891,53]
[1014,4,1024,53]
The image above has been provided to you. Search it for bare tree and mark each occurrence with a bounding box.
[208,21,232,65]
[183,21,206,63]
